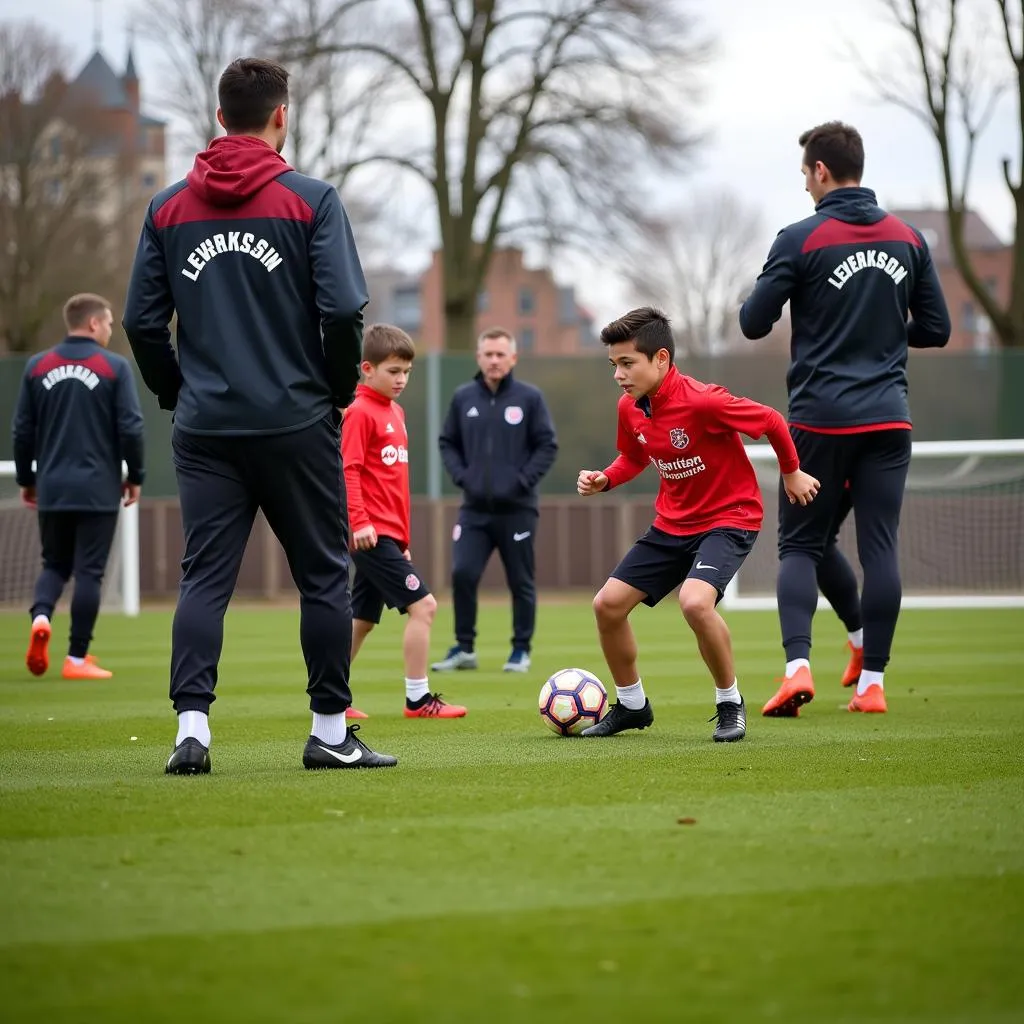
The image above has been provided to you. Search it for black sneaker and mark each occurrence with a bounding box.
[165,737,211,775]
[710,698,746,743]
[302,724,398,770]
[580,699,654,737]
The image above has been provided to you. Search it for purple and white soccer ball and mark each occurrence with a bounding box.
[538,668,608,736]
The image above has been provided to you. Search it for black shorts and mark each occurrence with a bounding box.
[351,538,432,623]
[610,526,758,607]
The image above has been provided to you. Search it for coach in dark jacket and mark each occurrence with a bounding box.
[123,57,395,775]
[433,327,558,674]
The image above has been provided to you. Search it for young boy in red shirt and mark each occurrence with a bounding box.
[342,325,466,719]
[577,308,819,741]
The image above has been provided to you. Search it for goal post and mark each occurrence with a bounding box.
[0,460,141,617]
[722,438,1024,611]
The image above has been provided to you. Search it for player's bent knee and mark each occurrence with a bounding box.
[593,586,630,626]
[409,593,437,622]
[679,581,716,623]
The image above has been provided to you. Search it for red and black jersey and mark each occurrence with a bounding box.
[603,366,799,536]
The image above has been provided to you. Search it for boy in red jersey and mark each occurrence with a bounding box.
[577,308,819,741]
[342,325,466,719]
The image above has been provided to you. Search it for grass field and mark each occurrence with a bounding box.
[1,600,1022,1023]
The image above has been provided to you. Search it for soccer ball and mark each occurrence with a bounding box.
[538,668,608,736]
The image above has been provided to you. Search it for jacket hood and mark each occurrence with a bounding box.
[815,186,885,225]
[186,136,291,207]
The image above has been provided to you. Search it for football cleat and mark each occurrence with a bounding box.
[404,693,467,718]
[848,685,887,713]
[710,698,747,742]
[165,737,211,775]
[26,619,51,676]
[841,642,864,688]
[62,655,113,680]
[502,649,531,673]
[762,666,815,717]
[431,645,478,672]
[302,724,398,769]
[580,699,653,737]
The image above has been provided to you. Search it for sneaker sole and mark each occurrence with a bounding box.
[303,760,398,770]
[26,625,50,676]
[713,732,746,743]
[165,764,211,776]
[762,689,814,717]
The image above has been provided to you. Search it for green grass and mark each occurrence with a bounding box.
[1,601,1022,1023]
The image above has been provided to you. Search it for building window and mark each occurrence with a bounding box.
[476,290,489,312]
[518,326,535,352]
[141,172,157,190]
[49,136,61,160]
[961,301,975,333]
[45,178,63,202]
[392,284,422,331]
[518,286,535,316]
[985,277,999,296]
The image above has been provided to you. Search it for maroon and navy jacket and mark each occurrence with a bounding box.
[12,337,145,511]
[739,187,951,432]
[123,136,368,435]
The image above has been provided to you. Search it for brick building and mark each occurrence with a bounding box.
[364,246,596,353]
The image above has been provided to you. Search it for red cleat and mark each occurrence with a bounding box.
[404,693,467,719]
[841,642,864,688]
[26,619,51,676]
[62,656,112,680]
[347,708,369,720]
[762,666,815,717]
[848,684,887,713]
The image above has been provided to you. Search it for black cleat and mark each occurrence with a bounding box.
[580,699,654,737]
[302,723,398,770]
[165,737,211,775]
[710,698,746,743]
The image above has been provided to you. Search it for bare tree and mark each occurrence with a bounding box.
[0,21,123,352]
[136,0,260,154]
[629,191,764,355]
[854,0,1023,347]
[273,0,711,350]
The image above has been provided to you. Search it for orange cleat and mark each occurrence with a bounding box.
[404,693,467,719]
[841,642,864,688]
[61,656,113,680]
[26,620,52,676]
[347,708,369,720]
[848,684,887,713]
[762,666,815,717]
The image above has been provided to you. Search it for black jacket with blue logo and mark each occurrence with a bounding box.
[439,372,558,512]
[11,337,145,511]
[123,135,368,435]
[739,187,951,428]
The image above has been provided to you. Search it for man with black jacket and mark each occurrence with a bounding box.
[434,327,558,673]
[13,293,144,682]
[740,121,951,718]
[123,57,395,774]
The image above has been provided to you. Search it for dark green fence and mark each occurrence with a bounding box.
[3,349,1023,498]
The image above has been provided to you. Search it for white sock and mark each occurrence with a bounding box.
[176,710,211,747]
[616,679,646,710]
[405,677,430,703]
[311,712,347,746]
[785,658,810,678]
[67,656,85,665]
[857,669,884,696]
[716,679,741,705]
[32,613,49,628]
[848,629,864,649]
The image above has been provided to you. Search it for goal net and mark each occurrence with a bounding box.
[723,439,1024,610]
[0,461,140,616]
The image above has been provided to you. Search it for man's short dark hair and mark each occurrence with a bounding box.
[799,121,864,183]
[218,58,289,134]
[63,293,111,331]
[600,307,675,363]
[363,323,416,365]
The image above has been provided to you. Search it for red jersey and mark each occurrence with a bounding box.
[603,366,800,536]
[341,383,411,548]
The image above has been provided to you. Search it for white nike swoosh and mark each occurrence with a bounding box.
[316,743,362,764]
[695,561,718,571]
[513,531,531,541]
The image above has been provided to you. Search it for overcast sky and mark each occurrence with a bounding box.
[4,0,1018,324]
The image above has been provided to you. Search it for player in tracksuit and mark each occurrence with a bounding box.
[123,57,396,774]
[740,120,951,716]
[434,327,558,674]
[12,293,145,681]
[342,324,466,719]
